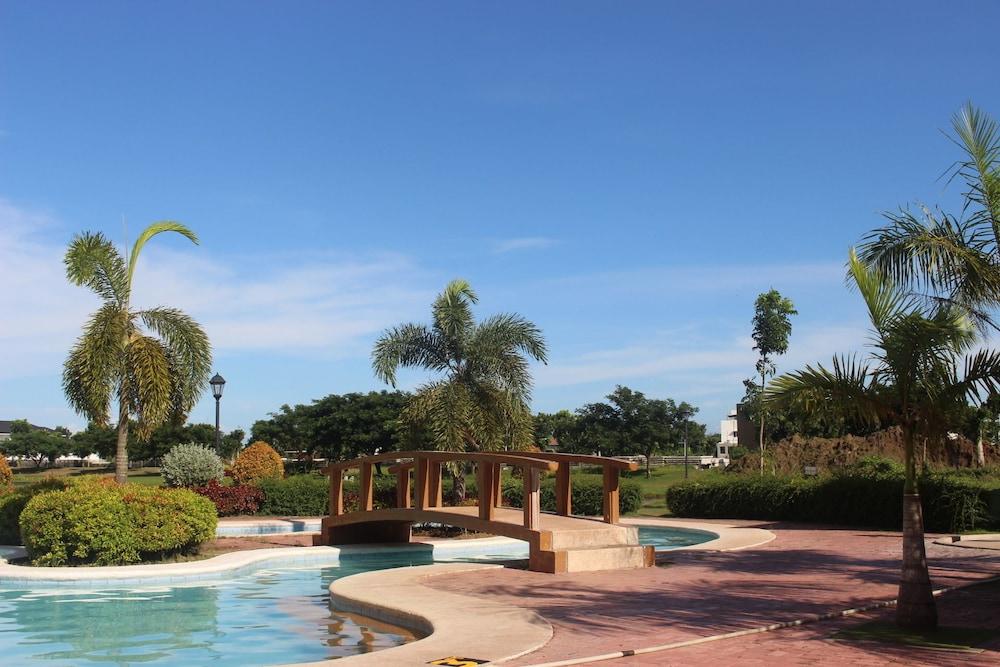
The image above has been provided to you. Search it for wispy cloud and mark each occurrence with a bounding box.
[492,236,559,254]
[0,199,436,382]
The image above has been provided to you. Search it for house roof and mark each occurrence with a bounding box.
[0,420,52,434]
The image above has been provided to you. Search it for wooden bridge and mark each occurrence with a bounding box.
[313,451,655,573]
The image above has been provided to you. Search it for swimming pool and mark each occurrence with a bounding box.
[0,526,714,666]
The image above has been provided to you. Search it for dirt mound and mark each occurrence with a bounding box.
[730,426,994,475]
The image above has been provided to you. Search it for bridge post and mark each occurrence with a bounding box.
[493,463,503,506]
[602,466,620,523]
[396,466,411,508]
[523,467,541,530]
[360,462,374,511]
[329,468,344,516]
[555,462,572,516]
[415,456,429,510]
[477,462,495,521]
[428,461,443,508]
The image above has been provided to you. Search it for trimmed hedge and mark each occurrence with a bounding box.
[20,481,217,566]
[666,460,1000,533]
[254,474,397,516]
[502,476,643,516]
[0,479,68,545]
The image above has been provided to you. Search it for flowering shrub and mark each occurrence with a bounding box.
[0,457,12,492]
[20,480,216,566]
[161,443,225,487]
[192,480,264,516]
[231,441,284,485]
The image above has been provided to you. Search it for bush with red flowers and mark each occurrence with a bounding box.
[192,480,265,516]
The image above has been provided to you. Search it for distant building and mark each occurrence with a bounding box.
[718,403,757,458]
[0,420,51,442]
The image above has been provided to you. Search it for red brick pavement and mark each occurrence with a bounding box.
[425,521,1000,666]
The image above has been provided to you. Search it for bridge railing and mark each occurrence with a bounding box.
[321,451,638,529]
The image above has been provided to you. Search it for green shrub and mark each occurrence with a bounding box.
[161,443,225,487]
[20,481,216,566]
[666,460,1000,533]
[0,479,67,545]
[231,441,284,485]
[257,474,329,515]
[502,476,642,516]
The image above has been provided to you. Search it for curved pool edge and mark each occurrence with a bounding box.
[622,517,776,551]
[0,536,526,589]
[286,562,553,667]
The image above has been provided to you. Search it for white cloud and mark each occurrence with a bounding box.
[492,237,559,254]
[0,199,436,382]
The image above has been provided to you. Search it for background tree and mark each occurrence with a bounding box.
[766,250,1000,630]
[5,421,73,468]
[748,289,797,474]
[859,103,1000,466]
[533,410,579,450]
[62,222,212,482]
[372,279,547,501]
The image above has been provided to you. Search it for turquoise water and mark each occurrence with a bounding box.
[0,526,712,666]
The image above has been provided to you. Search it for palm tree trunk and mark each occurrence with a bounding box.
[115,401,129,484]
[759,371,766,476]
[897,427,937,630]
[452,466,466,504]
[975,422,986,467]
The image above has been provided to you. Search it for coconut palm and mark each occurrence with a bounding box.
[372,279,547,499]
[765,250,1000,630]
[859,103,1000,331]
[63,222,212,483]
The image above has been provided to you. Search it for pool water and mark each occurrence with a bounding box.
[0,526,713,666]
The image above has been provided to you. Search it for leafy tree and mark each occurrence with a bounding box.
[766,250,1000,630]
[748,289,797,474]
[372,279,547,501]
[71,421,243,464]
[62,222,212,483]
[859,103,1000,466]
[533,410,579,449]
[6,421,73,467]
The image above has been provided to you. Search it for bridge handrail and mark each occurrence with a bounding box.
[319,449,627,530]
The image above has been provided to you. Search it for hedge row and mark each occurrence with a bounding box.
[502,476,643,516]
[666,460,1000,533]
[19,480,216,566]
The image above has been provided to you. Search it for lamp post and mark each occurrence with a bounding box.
[210,373,226,452]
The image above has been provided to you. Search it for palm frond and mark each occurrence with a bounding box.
[431,279,477,347]
[127,221,198,289]
[64,232,129,306]
[948,102,1000,233]
[122,334,174,440]
[848,248,915,335]
[765,354,884,427]
[61,304,129,424]
[371,323,448,386]
[139,307,212,414]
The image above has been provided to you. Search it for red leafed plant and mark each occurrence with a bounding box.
[192,480,264,516]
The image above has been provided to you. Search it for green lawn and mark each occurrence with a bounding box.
[12,466,163,488]
[572,464,718,517]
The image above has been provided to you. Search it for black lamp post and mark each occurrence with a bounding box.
[210,373,226,451]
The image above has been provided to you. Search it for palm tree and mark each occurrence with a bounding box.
[372,279,547,500]
[859,104,1000,467]
[765,250,1000,630]
[63,222,212,483]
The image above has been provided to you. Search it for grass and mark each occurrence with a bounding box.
[833,621,998,651]
[571,464,720,517]
[12,466,163,488]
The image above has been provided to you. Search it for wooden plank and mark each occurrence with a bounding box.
[415,456,429,510]
[555,462,572,516]
[493,463,503,507]
[478,462,495,521]
[523,468,541,530]
[603,466,620,524]
[329,469,344,516]
[396,466,411,508]
[360,462,374,512]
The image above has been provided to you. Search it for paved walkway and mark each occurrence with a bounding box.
[426,521,1000,666]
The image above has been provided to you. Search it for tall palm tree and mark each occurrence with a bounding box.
[63,222,212,483]
[859,103,1000,466]
[765,250,1000,630]
[372,279,547,499]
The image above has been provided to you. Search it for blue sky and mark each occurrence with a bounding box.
[2,1,999,436]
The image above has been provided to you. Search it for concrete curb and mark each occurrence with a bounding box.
[288,562,554,667]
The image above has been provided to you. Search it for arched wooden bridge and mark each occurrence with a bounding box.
[313,451,654,573]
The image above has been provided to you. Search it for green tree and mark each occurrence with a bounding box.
[748,289,797,474]
[62,222,213,483]
[372,279,547,501]
[533,410,579,450]
[765,250,1000,630]
[859,103,1000,466]
[5,421,73,467]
